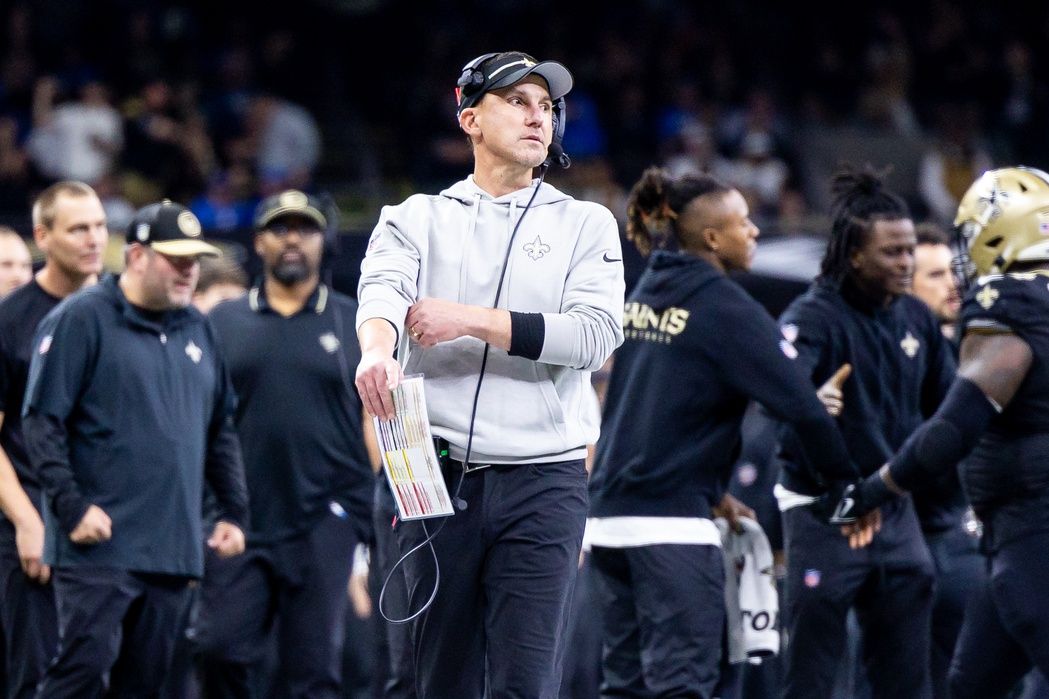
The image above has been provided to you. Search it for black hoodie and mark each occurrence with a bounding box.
[589,251,855,520]
[776,278,956,496]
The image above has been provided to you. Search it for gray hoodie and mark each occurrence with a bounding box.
[357,175,625,464]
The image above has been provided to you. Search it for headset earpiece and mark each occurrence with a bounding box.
[551,96,566,150]
[456,52,499,112]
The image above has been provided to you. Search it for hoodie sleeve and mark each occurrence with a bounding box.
[355,202,422,340]
[705,285,857,481]
[22,302,99,533]
[537,206,625,371]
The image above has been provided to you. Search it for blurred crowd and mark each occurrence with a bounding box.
[2,1,1049,241]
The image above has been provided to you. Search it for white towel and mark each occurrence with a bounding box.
[715,516,780,664]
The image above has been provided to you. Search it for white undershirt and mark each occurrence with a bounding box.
[773,483,819,512]
[584,516,722,551]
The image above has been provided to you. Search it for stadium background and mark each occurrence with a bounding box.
[2,0,1048,311]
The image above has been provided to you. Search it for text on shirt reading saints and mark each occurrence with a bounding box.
[622,302,689,344]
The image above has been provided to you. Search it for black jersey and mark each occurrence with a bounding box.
[959,271,1049,529]
[0,279,61,543]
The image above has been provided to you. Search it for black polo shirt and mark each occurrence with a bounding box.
[0,279,62,548]
[22,275,248,576]
[209,283,371,544]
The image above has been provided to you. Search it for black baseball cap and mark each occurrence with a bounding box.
[126,200,220,257]
[457,51,573,113]
[254,190,327,231]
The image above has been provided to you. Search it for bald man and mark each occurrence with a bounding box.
[0,228,32,298]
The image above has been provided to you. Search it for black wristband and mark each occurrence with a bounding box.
[508,312,545,360]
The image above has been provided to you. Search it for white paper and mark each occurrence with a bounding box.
[374,375,454,521]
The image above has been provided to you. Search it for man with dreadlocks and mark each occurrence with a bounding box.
[831,167,1049,697]
[773,165,956,698]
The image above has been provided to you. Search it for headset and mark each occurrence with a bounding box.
[456,52,570,169]
[455,52,499,111]
[376,102,563,632]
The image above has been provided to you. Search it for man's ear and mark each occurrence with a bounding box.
[850,247,864,270]
[702,226,720,252]
[32,224,49,253]
[459,107,481,138]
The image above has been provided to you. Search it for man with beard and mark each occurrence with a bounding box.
[196,190,374,698]
[908,222,982,699]
[23,200,248,696]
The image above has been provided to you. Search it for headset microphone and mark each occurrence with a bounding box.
[545,142,571,170]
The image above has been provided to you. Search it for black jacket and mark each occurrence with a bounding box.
[23,276,248,577]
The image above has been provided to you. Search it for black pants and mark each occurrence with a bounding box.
[0,552,57,699]
[591,542,725,698]
[395,460,587,699]
[559,551,603,699]
[949,528,1049,698]
[782,497,935,699]
[924,523,984,699]
[194,508,360,699]
[371,483,416,699]
[36,566,193,698]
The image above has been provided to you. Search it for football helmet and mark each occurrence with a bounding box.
[954,166,1049,284]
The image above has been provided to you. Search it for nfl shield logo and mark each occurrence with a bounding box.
[804,569,821,588]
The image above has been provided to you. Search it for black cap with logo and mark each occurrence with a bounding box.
[126,200,220,257]
[456,51,573,114]
[253,190,328,231]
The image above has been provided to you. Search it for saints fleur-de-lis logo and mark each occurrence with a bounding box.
[900,331,920,358]
[978,177,1010,222]
[976,284,999,310]
[523,235,550,261]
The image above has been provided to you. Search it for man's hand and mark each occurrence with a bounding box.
[827,467,899,527]
[207,521,245,558]
[15,511,50,583]
[406,299,476,347]
[348,570,372,620]
[713,493,756,533]
[69,504,111,545]
[840,509,882,549]
[817,363,852,417]
[355,349,402,420]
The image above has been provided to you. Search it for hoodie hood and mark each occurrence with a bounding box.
[440,175,572,208]
[631,250,724,308]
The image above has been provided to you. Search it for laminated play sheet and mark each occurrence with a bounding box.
[374,375,454,521]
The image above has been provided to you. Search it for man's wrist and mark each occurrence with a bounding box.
[10,504,42,530]
[468,307,511,349]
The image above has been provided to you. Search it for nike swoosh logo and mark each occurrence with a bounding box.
[603,253,622,263]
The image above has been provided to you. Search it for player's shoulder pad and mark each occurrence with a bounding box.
[962,272,1049,333]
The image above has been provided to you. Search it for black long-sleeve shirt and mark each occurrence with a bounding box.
[22,276,248,577]
[0,280,62,548]
[589,251,856,519]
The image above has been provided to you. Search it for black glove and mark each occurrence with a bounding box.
[810,480,856,523]
[827,471,896,524]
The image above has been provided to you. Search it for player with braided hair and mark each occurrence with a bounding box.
[834,166,1049,697]
[775,164,956,698]
[588,166,858,697]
